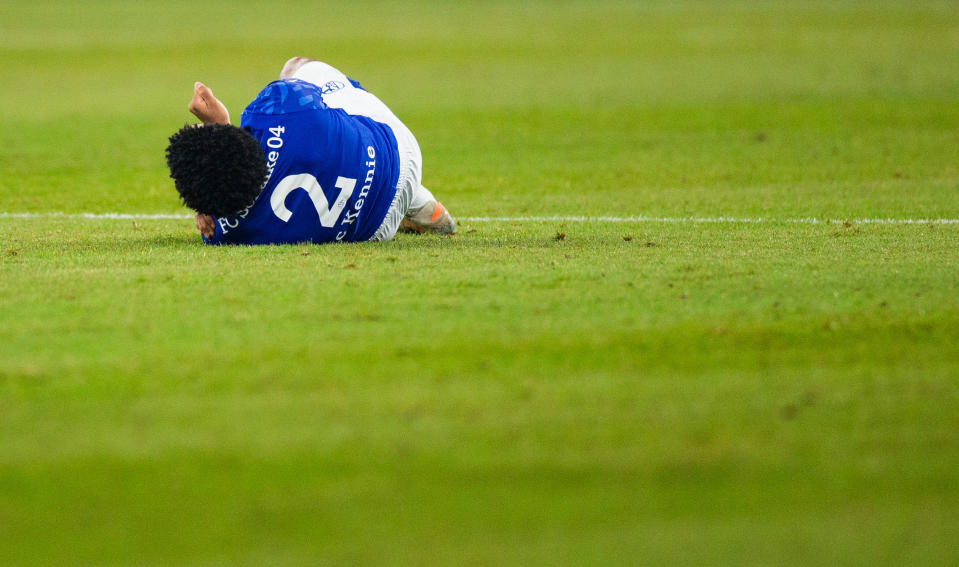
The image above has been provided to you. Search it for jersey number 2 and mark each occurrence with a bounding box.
[271,173,356,226]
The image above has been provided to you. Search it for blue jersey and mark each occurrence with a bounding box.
[204,78,400,245]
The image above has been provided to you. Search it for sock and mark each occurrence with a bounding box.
[407,185,436,214]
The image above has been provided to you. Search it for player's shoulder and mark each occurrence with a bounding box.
[243,79,329,116]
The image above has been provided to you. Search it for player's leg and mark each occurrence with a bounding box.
[375,184,456,239]
[370,131,455,240]
[399,185,456,235]
[279,57,318,79]
[409,184,436,211]
[282,58,352,87]
[281,57,456,238]
[388,127,455,236]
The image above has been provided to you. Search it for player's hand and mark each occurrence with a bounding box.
[188,82,231,125]
[195,213,215,239]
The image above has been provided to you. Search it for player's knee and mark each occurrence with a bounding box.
[279,57,314,79]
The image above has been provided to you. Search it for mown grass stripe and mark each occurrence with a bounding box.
[2,212,958,225]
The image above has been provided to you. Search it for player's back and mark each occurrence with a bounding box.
[204,78,400,245]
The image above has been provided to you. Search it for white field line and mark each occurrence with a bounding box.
[0,212,958,224]
[0,212,191,220]
[461,216,959,225]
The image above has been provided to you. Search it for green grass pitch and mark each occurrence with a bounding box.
[1,1,958,565]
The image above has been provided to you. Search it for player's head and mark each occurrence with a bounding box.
[165,123,268,217]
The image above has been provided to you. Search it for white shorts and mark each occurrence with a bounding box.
[291,61,421,241]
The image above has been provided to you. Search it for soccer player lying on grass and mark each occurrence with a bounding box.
[166,57,455,245]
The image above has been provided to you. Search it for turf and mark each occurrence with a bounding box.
[1,1,958,565]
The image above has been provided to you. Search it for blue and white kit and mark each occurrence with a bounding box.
[205,61,432,245]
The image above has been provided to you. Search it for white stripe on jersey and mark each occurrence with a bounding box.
[291,61,403,132]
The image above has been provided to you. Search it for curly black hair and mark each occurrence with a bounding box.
[166,123,268,217]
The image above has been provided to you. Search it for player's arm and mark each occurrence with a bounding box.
[187,81,229,237]
[188,59,317,242]
[188,82,231,125]
[195,213,216,239]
